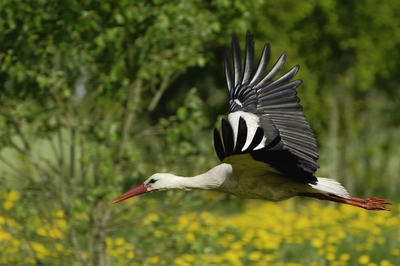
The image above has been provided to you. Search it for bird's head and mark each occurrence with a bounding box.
[109,173,176,204]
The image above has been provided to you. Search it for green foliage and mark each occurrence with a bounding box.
[0,0,399,265]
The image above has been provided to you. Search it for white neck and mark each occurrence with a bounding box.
[158,163,232,191]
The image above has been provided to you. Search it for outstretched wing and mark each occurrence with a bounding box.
[214,30,319,184]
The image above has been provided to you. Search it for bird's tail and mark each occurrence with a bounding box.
[310,177,350,199]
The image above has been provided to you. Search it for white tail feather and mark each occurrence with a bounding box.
[310,177,350,199]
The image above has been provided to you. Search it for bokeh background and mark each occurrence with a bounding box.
[0,0,399,265]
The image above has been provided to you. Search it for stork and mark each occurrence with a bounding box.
[110,31,391,211]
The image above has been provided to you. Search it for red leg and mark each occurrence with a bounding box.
[298,193,391,211]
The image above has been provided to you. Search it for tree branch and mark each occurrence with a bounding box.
[118,78,143,161]
[148,70,181,112]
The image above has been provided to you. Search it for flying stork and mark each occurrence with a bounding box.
[111,31,391,211]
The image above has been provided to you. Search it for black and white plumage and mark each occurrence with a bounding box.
[214,31,318,184]
[111,31,391,211]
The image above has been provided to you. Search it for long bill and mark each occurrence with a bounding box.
[110,184,148,204]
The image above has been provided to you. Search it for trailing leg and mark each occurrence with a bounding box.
[298,193,391,211]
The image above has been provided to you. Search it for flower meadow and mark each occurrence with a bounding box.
[1,190,399,266]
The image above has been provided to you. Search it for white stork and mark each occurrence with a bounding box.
[111,31,391,211]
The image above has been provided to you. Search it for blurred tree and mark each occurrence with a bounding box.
[0,0,265,265]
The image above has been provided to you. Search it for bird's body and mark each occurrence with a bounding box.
[111,31,391,211]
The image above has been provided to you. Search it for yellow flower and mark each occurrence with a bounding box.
[311,238,323,248]
[371,227,382,235]
[326,244,337,253]
[55,210,65,218]
[31,242,49,258]
[325,252,336,261]
[0,231,12,241]
[7,191,19,202]
[177,215,190,230]
[188,221,200,231]
[55,243,64,252]
[145,213,158,223]
[150,255,159,264]
[231,241,242,250]
[106,237,113,247]
[391,249,400,256]
[185,232,196,242]
[380,260,394,266]
[49,228,63,239]
[114,237,125,246]
[248,251,262,261]
[2,201,14,211]
[12,238,20,247]
[359,255,370,265]
[154,230,163,238]
[223,250,241,263]
[109,248,123,257]
[182,254,195,262]
[127,251,135,259]
[327,235,340,244]
[36,227,47,237]
[339,253,350,261]
[56,219,67,230]
[174,257,189,266]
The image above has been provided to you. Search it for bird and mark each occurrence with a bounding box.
[110,30,391,211]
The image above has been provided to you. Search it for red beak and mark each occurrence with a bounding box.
[109,184,148,204]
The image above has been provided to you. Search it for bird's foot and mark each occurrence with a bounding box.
[347,196,392,211]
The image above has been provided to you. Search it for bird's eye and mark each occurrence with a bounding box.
[147,179,157,185]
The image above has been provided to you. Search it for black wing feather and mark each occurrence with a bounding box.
[224,50,234,93]
[221,119,234,155]
[254,52,287,89]
[249,43,270,86]
[232,33,242,89]
[242,31,254,84]
[213,128,226,162]
[233,117,248,153]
